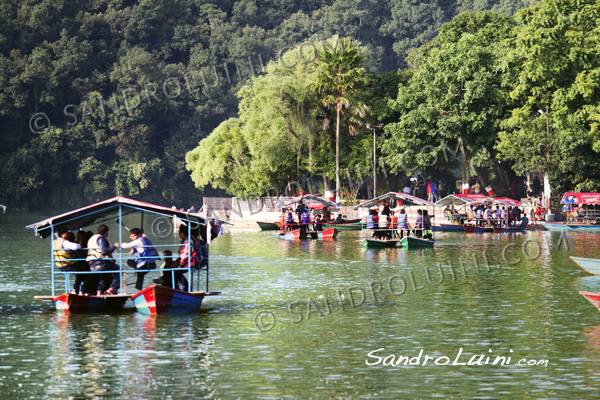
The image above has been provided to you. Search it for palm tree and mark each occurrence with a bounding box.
[313,36,369,202]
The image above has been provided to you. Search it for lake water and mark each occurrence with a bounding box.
[1,211,600,399]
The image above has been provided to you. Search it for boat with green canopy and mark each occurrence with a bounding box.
[355,192,437,249]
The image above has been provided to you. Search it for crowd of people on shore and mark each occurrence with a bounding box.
[53,224,205,296]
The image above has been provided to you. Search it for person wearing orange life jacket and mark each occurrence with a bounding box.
[53,228,84,294]
[86,224,121,296]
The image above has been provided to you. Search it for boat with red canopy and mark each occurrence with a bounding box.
[436,194,487,231]
[277,195,340,240]
[27,197,222,314]
[544,193,600,231]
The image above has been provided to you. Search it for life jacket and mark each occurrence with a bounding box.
[486,209,492,218]
[301,212,309,224]
[53,238,77,267]
[180,235,200,269]
[133,237,159,268]
[285,212,293,223]
[366,215,378,229]
[86,234,111,262]
[398,214,408,228]
[476,209,483,219]
[379,216,389,228]
[496,209,502,218]
[390,215,398,229]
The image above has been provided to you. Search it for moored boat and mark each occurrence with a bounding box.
[256,221,280,231]
[362,238,399,248]
[570,256,600,275]
[400,236,434,248]
[463,225,494,233]
[441,224,464,232]
[579,291,600,313]
[278,227,339,240]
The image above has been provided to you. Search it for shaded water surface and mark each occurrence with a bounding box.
[1,211,600,398]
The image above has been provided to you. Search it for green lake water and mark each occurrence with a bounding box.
[1,211,600,399]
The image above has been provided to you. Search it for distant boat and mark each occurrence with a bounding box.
[494,227,526,233]
[327,219,364,230]
[440,224,464,232]
[544,223,600,231]
[362,238,399,248]
[400,236,434,248]
[278,227,338,240]
[256,221,280,230]
[570,256,600,275]
[463,225,494,233]
[580,291,600,313]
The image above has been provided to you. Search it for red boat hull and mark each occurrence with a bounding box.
[53,293,128,313]
[279,227,339,240]
[580,291,600,314]
[131,285,205,314]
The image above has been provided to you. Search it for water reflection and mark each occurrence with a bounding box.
[45,312,214,399]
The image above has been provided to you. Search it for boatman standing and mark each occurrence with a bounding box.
[121,228,159,292]
[86,224,121,296]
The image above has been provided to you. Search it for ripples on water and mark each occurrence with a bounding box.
[1,212,600,398]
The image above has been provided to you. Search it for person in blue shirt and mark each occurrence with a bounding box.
[121,228,159,291]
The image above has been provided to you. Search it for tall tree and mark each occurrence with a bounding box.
[382,12,516,191]
[496,0,600,194]
[313,36,369,201]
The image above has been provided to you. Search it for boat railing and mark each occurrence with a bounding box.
[51,242,209,296]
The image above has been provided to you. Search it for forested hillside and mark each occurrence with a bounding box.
[0,0,536,208]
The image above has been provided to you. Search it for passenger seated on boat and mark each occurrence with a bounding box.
[475,207,484,227]
[153,250,189,292]
[520,216,529,228]
[366,209,379,238]
[379,215,390,239]
[86,224,121,296]
[121,228,159,292]
[178,225,200,271]
[284,208,294,232]
[415,210,424,238]
[389,214,398,230]
[444,207,453,221]
[422,210,433,239]
[53,228,85,295]
[397,209,409,239]
[314,215,323,231]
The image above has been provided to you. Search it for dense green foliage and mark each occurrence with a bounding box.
[382,0,600,196]
[0,0,537,208]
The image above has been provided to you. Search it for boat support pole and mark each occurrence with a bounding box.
[188,222,192,292]
[119,204,124,294]
[51,225,55,297]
